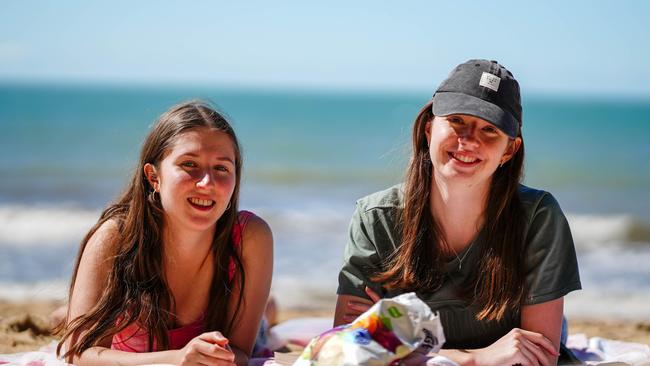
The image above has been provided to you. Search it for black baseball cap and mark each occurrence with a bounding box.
[432,59,522,138]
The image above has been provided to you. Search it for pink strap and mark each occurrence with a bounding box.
[228,210,254,281]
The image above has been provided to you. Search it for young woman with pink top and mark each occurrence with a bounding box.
[57,101,273,366]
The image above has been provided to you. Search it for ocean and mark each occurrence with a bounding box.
[1,83,649,319]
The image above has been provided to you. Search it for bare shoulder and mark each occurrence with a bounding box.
[81,218,121,263]
[241,214,273,257]
[69,218,122,317]
[242,214,273,244]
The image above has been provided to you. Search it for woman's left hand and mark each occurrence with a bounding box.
[340,287,381,323]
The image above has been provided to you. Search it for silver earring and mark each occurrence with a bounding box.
[499,161,505,168]
[226,201,232,210]
[149,183,160,201]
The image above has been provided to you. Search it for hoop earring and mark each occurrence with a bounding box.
[149,188,159,202]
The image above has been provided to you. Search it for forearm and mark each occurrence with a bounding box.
[74,346,178,366]
[437,349,476,366]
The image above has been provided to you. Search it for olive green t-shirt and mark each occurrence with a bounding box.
[337,184,581,349]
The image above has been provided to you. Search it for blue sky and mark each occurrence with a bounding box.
[1,0,649,95]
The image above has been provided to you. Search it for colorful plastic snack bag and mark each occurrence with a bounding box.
[293,293,445,366]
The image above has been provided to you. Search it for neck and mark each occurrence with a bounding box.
[430,173,490,252]
[162,219,215,274]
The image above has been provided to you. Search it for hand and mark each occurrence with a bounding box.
[176,331,236,366]
[396,350,431,366]
[472,328,559,366]
[341,287,382,323]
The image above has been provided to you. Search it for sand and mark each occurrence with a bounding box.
[1,299,649,354]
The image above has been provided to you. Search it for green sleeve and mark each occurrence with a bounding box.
[523,193,582,305]
[336,204,386,300]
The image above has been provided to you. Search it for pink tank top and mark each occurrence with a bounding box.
[111,211,254,352]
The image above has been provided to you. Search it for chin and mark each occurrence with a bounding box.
[185,216,220,231]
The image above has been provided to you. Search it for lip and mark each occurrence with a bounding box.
[187,197,216,211]
[448,152,482,166]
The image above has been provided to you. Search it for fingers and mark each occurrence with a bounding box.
[508,328,557,366]
[196,359,236,366]
[342,313,360,323]
[519,338,554,366]
[365,286,382,303]
[348,300,372,312]
[515,339,541,366]
[191,332,235,363]
[183,347,235,366]
[199,331,230,347]
[516,329,559,356]
[197,342,235,361]
[342,298,374,323]
[398,352,430,366]
[340,290,382,324]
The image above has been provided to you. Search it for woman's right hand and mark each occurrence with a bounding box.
[176,331,236,366]
[339,287,382,323]
[472,328,559,366]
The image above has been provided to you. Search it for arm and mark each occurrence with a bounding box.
[520,297,564,359]
[226,215,274,366]
[334,287,382,326]
[334,294,369,326]
[439,193,576,365]
[67,220,197,366]
[435,298,562,366]
[68,221,237,366]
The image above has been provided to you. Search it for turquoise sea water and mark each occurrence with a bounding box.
[1,83,649,317]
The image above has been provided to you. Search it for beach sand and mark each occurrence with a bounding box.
[1,299,649,354]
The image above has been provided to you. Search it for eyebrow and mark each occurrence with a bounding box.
[179,152,235,165]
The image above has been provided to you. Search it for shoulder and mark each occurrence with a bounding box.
[517,184,565,220]
[70,218,122,309]
[348,185,403,252]
[83,218,121,261]
[355,184,404,213]
[239,211,273,253]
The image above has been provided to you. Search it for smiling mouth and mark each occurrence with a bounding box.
[187,197,215,209]
[449,152,481,164]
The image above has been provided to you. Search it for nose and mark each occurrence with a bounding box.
[457,126,479,149]
[196,169,215,189]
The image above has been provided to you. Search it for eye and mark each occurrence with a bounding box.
[180,161,197,168]
[448,116,464,125]
[482,125,499,134]
[214,165,230,173]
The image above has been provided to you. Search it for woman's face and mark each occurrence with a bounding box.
[425,114,520,187]
[145,127,237,232]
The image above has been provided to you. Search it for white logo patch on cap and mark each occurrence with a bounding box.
[479,72,501,92]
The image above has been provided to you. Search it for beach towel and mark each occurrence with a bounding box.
[2,332,650,365]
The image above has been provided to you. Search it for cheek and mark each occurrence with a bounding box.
[217,175,236,196]
[429,129,453,153]
[160,170,192,195]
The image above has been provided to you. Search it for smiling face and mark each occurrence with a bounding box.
[144,127,237,233]
[425,114,521,188]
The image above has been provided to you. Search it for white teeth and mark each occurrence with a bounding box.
[189,198,214,207]
[453,153,478,163]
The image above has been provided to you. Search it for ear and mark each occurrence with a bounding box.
[143,163,160,191]
[501,137,522,164]
[424,120,432,146]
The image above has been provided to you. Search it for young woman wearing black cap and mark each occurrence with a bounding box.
[334,60,581,366]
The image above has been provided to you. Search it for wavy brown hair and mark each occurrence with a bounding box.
[57,101,245,360]
[373,100,526,321]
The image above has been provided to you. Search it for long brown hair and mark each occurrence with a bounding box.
[373,100,526,321]
[57,101,245,359]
